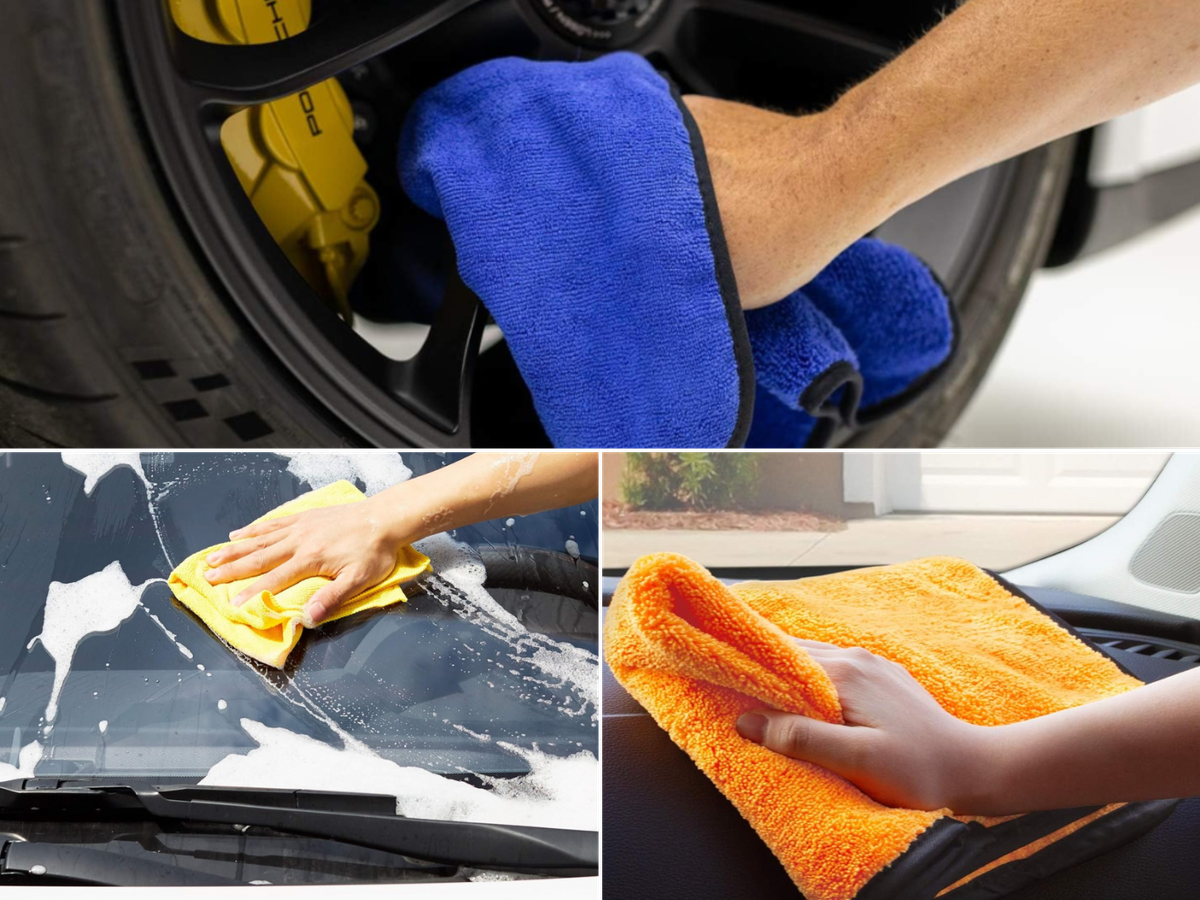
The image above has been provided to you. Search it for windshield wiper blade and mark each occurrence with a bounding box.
[1,841,243,886]
[0,780,597,875]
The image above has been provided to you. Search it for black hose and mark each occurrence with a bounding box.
[478,545,598,608]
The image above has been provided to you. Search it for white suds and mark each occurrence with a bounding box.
[29,865,46,876]
[414,532,599,719]
[28,561,160,722]
[98,720,108,734]
[201,720,596,831]
[141,608,194,660]
[60,452,173,565]
[0,697,5,714]
[451,723,492,742]
[565,539,580,560]
[465,871,524,882]
[218,699,228,711]
[283,452,412,497]
[483,453,539,514]
[61,451,149,496]
[0,740,43,781]
[505,518,515,527]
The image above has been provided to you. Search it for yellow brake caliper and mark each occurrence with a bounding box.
[170,0,379,323]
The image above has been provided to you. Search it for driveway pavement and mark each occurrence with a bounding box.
[602,513,1118,571]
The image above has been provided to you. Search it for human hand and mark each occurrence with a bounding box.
[736,639,990,811]
[683,96,882,310]
[203,496,416,626]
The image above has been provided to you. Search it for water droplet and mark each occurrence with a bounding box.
[30,865,46,876]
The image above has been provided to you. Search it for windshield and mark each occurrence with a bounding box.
[0,452,597,830]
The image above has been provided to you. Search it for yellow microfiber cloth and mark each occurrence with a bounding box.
[169,480,431,669]
[605,553,1177,900]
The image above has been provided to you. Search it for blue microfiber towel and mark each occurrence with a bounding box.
[744,289,861,423]
[746,384,819,449]
[745,238,957,446]
[398,52,754,448]
[804,238,956,420]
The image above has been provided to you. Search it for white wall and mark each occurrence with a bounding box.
[844,451,1169,515]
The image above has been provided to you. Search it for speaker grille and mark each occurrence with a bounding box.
[1130,513,1200,592]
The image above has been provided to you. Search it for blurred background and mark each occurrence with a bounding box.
[602,451,1169,572]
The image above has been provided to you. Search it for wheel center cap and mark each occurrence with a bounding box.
[529,0,670,49]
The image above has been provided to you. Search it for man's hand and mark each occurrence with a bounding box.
[683,97,870,309]
[203,496,415,626]
[736,639,989,811]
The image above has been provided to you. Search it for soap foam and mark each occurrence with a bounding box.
[483,453,539,514]
[61,451,149,496]
[201,719,596,831]
[60,451,173,566]
[414,532,599,718]
[283,452,412,496]
[28,561,160,722]
[0,740,43,781]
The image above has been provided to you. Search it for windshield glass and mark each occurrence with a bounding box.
[0,452,597,829]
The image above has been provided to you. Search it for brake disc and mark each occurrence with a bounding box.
[170,0,379,323]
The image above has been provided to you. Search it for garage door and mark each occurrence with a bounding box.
[885,452,1170,513]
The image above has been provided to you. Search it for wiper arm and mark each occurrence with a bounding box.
[0,780,597,876]
[2,841,243,886]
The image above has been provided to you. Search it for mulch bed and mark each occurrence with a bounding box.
[602,500,846,532]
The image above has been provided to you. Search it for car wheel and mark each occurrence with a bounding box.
[0,0,1072,448]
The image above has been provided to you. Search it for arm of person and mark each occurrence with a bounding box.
[736,639,1200,815]
[203,452,597,624]
[694,0,1200,308]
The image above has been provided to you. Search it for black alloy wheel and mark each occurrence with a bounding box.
[0,0,1072,447]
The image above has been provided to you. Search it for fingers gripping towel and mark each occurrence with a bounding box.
[399,52,754,448]
[605,554,1177,900]
[169,481,431,669]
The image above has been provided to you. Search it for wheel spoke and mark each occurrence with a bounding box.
[169,0,487,106]
[389,259,487,438]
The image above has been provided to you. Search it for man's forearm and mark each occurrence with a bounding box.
[957,666,1200,815]
[695,0,1200,308]
[825,0,1200,226]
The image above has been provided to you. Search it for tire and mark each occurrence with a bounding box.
[0,2,1073,449]
[852,135,1076,447]
[0,1,345,448]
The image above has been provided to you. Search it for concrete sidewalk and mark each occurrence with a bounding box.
[602,514,1118,571]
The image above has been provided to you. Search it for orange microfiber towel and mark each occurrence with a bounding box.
[605,553,1177,900]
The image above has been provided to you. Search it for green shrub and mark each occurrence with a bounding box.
[619,453,760,511]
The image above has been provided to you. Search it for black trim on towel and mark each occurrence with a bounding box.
[855,256,963,426]
[667,80,756,448]
[799,359,863,423]
[859,806,1103,900]
[941,799,1178,900]
[858,800,1179,900]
